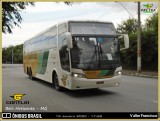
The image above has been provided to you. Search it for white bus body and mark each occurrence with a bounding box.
[23,20,129,90]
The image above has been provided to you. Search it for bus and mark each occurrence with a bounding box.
[23,20,129,91]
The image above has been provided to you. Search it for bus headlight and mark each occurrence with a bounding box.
[114,71,122,76]
[72,73,85,78]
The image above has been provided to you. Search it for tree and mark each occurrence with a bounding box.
[141,13,158,71]
[64,2,73,5]
[2,48,7,63]
[117,18,137,35]
[117,18,137,69]
[2,44,23,63]
[144,13,158,32]
[2,2,76,34]
[117,13,158,71]
[2,2,34,34]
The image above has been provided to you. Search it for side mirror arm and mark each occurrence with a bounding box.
[65,32,73,49]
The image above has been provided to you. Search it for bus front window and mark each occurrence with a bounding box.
[70,36,120,70]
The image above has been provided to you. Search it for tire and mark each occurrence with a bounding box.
[53,73,62,91]
[28,69,31,79]
[29,68,34,80]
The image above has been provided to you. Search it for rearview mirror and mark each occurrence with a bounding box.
[89,38,97,45]
[117,34,129,51]
[124,34,129,49]
[65,32,73,48]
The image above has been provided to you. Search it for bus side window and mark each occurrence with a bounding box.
[59,37,70,72]
[58,24,70,72]
[48,27,57,48]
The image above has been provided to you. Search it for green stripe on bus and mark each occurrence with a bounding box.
[98,70,109,77]
[37,51,49,75]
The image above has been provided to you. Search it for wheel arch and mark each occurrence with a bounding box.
[27,67,29,75]
[52,69,58,83]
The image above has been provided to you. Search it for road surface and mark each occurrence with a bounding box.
[2,64,158,112]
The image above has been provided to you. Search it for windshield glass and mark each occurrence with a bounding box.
[69,22,116,35]
[70,36,120,70]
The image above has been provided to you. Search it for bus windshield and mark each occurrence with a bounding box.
[70,36,121,70]
[69,22,116,35]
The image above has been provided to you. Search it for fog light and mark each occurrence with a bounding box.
[73,74,78,77]
[118,71,121,75]
[114,71,122,76]
[115,83,119,86]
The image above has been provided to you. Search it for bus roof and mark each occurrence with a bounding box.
[57,20,113,25]
[24,20,114,44]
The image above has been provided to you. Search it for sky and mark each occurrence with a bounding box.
[2,2,158,47]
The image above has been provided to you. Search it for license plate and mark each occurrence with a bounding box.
[96,81,104,84]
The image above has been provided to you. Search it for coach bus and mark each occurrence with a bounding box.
[23,20,129,90]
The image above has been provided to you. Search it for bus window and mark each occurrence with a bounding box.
[59,34,70,72]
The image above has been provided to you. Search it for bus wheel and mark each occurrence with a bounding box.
[29,69,34,80]
[53,73,62,91]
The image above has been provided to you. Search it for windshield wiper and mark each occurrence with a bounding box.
[97,44,101,68]
[95,45,98,60]
[99,43,103,59]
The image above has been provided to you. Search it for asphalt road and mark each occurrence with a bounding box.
[2,64,158,112]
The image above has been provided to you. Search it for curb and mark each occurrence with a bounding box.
[2,65,23,68]
[122,73,158,78]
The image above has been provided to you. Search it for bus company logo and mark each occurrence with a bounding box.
[6,94,29,104]
[144,4,153,9]
[141,3,157,14]
[10,94,25,101]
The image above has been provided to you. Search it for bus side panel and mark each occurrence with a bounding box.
[23,53,38,77]
[36,51,49,75]
[23,54,28,74]
[35,48,61,84]
[31,53,39,77]
[45,48,60,83]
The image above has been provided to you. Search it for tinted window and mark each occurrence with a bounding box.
[69,22,116,35]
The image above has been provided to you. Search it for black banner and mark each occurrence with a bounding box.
[2,112,158,119]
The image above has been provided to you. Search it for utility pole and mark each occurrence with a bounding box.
[137,2,141,73]
[12,47,14,64]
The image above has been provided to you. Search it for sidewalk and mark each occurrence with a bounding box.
[2,64,23,68]
[122,70,158,78]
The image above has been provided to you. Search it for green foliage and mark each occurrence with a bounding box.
[64,2,72,5]
[64,2,79,5]
[117,13,158,71]
[117,18,137,35]
[141,14,158,71]
[2,44,23,64]
[2,2,34,34]
[2,2,76,34]
[144,13,158,32]
[120,33,137,70]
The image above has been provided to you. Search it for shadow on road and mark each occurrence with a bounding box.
[32,78,118,98]
[32,78,54,89]
[63,89,117,98]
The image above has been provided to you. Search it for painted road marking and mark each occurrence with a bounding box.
[152,100,158,103]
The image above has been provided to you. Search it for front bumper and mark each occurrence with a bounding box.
[70,75,121,90]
